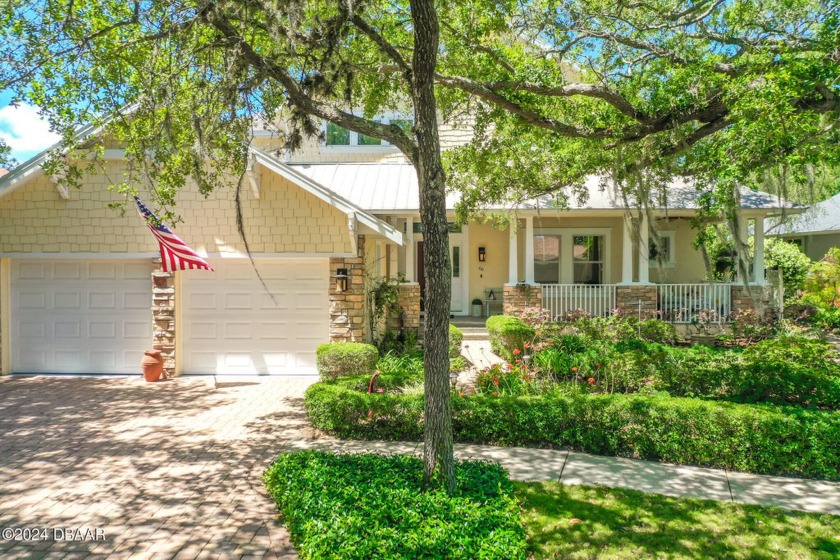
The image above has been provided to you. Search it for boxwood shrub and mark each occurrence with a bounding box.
[315,342,378,380]
[305,381,840,480]
[449,323,464,358]
[486,315,535,361]
[264,450,527,559]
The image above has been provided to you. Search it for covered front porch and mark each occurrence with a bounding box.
[504,213,771,324]
[371,211,774,325]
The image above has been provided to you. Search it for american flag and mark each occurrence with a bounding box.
[135,196,214,272]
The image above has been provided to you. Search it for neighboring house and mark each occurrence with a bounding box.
[769,192,840,261]
[0,119,797,377]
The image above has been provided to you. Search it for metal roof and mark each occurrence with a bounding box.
[289,162,800,213]
[771,192,840,236]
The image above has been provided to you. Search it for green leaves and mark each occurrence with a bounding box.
[264,451,528,559]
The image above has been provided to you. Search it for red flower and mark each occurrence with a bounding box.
[588,377,596,384]
[595,363,602,368]
[459,392,466,397]
[513,348,522,356]
[493,380,500,387]
[571,366,578,372]
[492,391,499,396]
[524,342,531,349]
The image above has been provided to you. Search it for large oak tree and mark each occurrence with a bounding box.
[1,0,837,491]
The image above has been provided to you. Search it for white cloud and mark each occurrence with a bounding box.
[0,103,61,163]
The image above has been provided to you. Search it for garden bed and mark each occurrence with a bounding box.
[264,450,527,559]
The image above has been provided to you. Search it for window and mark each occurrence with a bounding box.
[573,235,604,284]
[534,235,561,284]
[323,116,413,148]
[391,118,413,135]
[358,120,382,145]
[648,231,676,267]
[452,246,461,278]
[325,123,350,146]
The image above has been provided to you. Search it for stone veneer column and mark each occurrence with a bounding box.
[615,285,658,318]
[151,259,176,377]
[731,270,783,320]
[329,235,366,342]
[387,283,421,336]
[503,285,543,317]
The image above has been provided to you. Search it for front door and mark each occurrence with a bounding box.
[416,235,467,315]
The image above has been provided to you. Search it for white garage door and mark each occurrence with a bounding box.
[11,259,153,374]
[181,259,329,375]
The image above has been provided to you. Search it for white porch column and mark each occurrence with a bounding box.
[737,212,749,282]
[376,240,384,277]
[622,214,634,283]
[404,217,415,282]
[524,216,535,284]
[753,216,765,285]
[508,221,519,284]
[638,213,650,284]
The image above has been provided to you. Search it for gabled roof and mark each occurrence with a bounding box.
[290,162,800,214]
[771,192,840,236]
[249,149,402,244]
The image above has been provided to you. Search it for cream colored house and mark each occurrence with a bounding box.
[0,118,795,377]
[769,192,840,261]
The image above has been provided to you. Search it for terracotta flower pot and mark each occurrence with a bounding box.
[141,350,164,382]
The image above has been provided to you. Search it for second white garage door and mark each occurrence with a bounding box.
[180,259,330,375]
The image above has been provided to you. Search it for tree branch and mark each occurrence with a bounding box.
[206,12,417,157]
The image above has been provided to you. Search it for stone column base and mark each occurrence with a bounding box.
[503,284,543,317]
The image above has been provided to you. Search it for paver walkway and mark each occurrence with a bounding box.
[0,375,316,559]
[1,375,838,560]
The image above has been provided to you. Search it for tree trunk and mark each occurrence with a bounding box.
[409,0,455,492]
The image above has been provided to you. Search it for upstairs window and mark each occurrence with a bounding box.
[326,123,350,145]
[323,116,413,148]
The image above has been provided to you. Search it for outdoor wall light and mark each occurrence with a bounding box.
[478,247,486,262]
[335,268,349,292]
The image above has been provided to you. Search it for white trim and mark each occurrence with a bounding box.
[0,105,137,199]
[508,223,519,284]
[450,226,469,315]
[524,217,535,284]
[249,148,403,246]
[638,215,650,284]
[0,252,354,259]
[320,145,401,154]
[0,258,9,375]
[622,215,634,283]
[0,253,159,259]
[753,216,765,285]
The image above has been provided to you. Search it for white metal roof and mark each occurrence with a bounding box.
[289,162,799,213]
[771,192,840,236]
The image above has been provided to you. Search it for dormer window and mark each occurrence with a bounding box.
[323,116,413,149]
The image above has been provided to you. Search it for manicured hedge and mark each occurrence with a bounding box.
[264,450,527,560]
[449,323,464,358]
[315,342,378,380]
[486,315,535,361]
[305,381,840,480]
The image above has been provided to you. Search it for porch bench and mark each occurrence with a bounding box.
[484,288,503,317]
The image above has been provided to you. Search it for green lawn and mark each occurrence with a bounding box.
[516,482,840,559]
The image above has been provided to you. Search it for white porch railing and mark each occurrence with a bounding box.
[656,283,732,323]
[540,284,617,320]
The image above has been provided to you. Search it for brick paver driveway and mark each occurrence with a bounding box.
[0,375,316,559]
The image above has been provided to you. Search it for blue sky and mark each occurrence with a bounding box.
[0,90,60,167]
